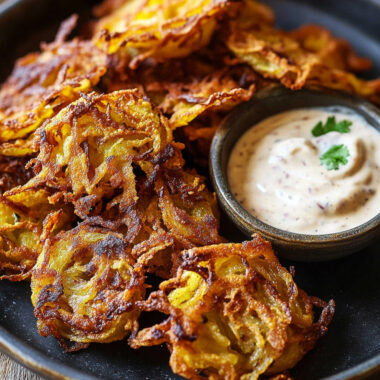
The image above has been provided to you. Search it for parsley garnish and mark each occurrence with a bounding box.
[320,144,350,170]
[312,116,352,137]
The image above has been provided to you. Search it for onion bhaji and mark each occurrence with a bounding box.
[101,48,260,165]
[143,64,257,129]
[132,236,335,379]
[226,2,380,103]
[25,90,172,204]
[289,25,372,73]
[134,60,258,165]
[93,0,232,68]
[31,224,145,350]
[0,16,107,156]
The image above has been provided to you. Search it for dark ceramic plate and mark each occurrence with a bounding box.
[0,0,379,379]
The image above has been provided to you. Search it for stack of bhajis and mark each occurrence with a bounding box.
[5,0,380,377]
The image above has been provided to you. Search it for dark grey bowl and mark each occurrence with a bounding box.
[210,86,380,261]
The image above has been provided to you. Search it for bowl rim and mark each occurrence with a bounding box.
[210,86,380,248]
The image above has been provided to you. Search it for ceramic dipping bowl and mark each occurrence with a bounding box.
[210,86,380,261]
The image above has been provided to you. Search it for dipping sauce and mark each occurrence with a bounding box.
[228,107,380,234]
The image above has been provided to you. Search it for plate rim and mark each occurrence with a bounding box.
[0,324,96,380]
[2,311,380,380]
[0,0,379,379]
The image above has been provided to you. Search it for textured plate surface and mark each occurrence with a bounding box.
[0,0,379,379]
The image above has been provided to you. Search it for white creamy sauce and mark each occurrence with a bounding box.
[228,107,380,234]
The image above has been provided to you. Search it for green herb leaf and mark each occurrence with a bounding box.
[320,144,350,170]
[312,116,352,137]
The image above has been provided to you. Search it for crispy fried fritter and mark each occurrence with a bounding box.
[0,189,73,281]
[146,64,256,129]
[132,236,334,379]
[155,166,221,247]
[93,0,232,68]
[290,25,372,73]
[227,27,380,97]
[100,47,259,166]
[0,18,107,154]
[226,2,380,103]
[127,163,222,277]
[115,159,223,277]
[225,0,372,76]
[31,224,145,350]
[101,46,258,150]
[25,90,172,208]
[160,65,259,167]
